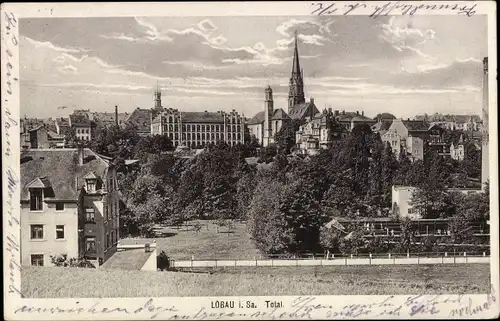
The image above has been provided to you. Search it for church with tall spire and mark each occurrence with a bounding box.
[247,29,319,147]
[288,30,306,110]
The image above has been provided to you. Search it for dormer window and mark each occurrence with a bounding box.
[26,176,51,211]
[83,172,99,193]
[30,189,43,211]
[86,179,96,192]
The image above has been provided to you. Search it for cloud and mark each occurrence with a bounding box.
[24,37,88,53]
[197,19,217,32]
[59,65,78,74]
[379,16,435,59]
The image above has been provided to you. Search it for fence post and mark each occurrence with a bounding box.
[369,253,372,265]
[345,257,347,266]
[255,256,257,267]
[272,259,274,267]
[215,259,217,268]
[350,254,353,259]
[417,256,419,265]
[483,252,486,257]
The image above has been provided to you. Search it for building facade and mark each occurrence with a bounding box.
[391,186,420,219]
[20,148,119,267]
[151,108,246,147]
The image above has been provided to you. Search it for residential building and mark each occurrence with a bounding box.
[70,110,97,141]
[248,31,319,147]
[334,110,377,132]
[20,148,120,267]
[381,119,446,161]
[123,107,154,137]
[21,125,65,149]
[295,109,348,155]
[414,113,482,132]
[371,119,393,136]
[450,135,465,161]
[92,106,129,128]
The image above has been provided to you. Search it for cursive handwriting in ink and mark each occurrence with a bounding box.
[311,1,477,17]
[449,285,497,317]
[3,11,22,301]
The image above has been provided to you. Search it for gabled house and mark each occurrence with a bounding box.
[20,148,120,267]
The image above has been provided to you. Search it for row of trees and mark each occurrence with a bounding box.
[84,121,487,257]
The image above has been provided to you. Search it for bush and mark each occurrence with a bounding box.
[50,254,96,268]
[157,251,170,271]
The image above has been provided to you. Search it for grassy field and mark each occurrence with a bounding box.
[22,264,491,298]
[120,220,260,260]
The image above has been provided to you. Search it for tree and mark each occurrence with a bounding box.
[134,134,174,161]
[247,178,296,255]
[275,119,301,154]
[319,225,342,253]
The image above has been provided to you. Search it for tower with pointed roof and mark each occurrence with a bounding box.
[263,86,274,146]
[153,82,162,110]
[288,30,305,111]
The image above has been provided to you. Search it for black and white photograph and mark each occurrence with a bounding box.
[3,1,499,320]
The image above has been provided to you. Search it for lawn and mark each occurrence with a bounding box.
[22,264,491,298]
[120,220,261,260]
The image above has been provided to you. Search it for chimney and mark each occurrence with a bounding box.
[115,105,118,126]
[362,111,364,116]
[356,111,359,116]
[342,110,345,115]
[78,146,84,165]
[334,110,339,116]
[310,97,314,104]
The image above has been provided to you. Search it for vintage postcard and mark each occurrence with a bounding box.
[2,1,499,320]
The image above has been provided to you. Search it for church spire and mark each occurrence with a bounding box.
[291,30,301,77]
[288,29,305,110]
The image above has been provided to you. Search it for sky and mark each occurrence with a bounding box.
[19,15,487,119]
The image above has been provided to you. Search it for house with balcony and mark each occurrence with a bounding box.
[20,148,120,267]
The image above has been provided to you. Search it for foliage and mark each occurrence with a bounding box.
[258,144,277,164]
[274,119,302,154]
[50,254,96,268]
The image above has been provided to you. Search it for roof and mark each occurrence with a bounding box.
[288,101,318,120]
[124,108,152,133]
[402,120,430,132]
[415,114,481,123]
[181,111,224,123]
[352,115,376,123]
[248,111,265,125]
[372,120,393,132]
[70,114,96,128]
[55,117,70,127]
[93,112,129,125]
[336,112,358,122]
[101,249,153,270]
[271,108,290,120]
[20,149,110,201]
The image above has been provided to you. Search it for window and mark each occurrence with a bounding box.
[85,208,95,223]
[111,231,115,245]
[104,204,108,220]
[56,225,65,239]
[55,202,64,211]
[86,179,96,192]
[31,254,44,266]
[106,233,110,248]
[30,225,44,239]
[30,189,43,211]
[85,237,96,252]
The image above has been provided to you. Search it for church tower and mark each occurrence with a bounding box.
[154,82,162,109]
[288,30,305,111]
[263,86,274,147]
[481,57,489,188]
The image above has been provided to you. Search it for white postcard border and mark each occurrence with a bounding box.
[2,1,499,320]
